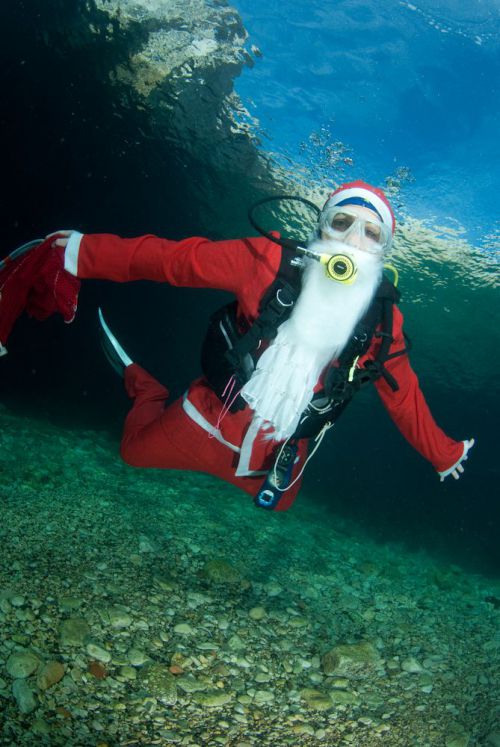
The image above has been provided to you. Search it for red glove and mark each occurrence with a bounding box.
[0,236,80,354]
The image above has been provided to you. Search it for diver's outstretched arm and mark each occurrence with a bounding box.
[374,305,475,482]
[45,229,281,297]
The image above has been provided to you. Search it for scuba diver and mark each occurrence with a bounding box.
[0,181,474,510]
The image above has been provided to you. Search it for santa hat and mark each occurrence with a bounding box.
[323,180,395,235]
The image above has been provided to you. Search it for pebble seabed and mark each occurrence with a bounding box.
[0,403,499,747]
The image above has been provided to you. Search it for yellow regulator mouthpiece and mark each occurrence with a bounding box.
[320,253,357,284]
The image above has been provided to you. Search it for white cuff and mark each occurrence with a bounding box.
[438,440,471,480]
[64,231,83,276]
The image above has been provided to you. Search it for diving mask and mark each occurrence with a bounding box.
[319,206,392,255]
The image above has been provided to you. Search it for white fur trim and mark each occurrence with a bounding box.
[182,394,240,453]
[64,231,83,276]
[438,439,474,481]
[327,187,394,232]
[235,417,268,477]
[182,394,266,478]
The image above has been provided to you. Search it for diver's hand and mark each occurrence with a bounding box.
[438,438,475,482]
[45,230,75,249]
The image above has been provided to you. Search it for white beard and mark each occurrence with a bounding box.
[240,239,383,441]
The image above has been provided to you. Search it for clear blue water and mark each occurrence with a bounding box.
[232,0,500,249]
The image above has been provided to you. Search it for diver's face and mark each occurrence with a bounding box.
[320,204,389,254]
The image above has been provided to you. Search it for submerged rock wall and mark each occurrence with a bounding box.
[0,0,311,244]
[90,0,271,234]
[96,0,251,99]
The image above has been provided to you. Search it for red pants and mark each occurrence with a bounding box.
[120,364,304,508]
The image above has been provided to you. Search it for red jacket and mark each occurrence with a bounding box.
[72,231,463,481]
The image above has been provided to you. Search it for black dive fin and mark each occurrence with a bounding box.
[97,308,133,378]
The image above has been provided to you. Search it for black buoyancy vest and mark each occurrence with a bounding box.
[201,246,411,439]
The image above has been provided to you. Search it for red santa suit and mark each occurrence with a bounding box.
[62,230,464,510]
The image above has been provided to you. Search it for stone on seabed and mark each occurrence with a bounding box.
[321,641,380,675]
